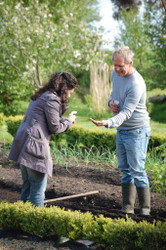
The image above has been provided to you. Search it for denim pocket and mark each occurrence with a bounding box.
[146,130,151,137]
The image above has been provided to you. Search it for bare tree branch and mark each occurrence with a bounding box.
[161,0,166,12]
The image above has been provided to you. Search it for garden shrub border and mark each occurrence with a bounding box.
[5,115,166,150]
[0,201,165,249]
[54,125,166,150]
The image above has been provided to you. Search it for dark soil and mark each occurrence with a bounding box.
[0,149,166,224]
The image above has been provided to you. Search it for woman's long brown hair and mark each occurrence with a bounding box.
[31,72,78,111]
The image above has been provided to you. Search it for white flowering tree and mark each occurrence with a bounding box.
[0,0,102,115]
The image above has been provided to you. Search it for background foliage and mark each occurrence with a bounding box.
[112,0,166,90]
[0,0,102,115]
[0,0,165,122]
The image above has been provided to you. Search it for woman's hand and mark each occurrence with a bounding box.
[68,111,77,123]
[89,118,108,127]
[108,99,120,114]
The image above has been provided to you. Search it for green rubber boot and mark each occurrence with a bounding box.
[136,186,151,215]
[121,183,136,214]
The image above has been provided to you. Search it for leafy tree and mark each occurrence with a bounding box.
[112,1,166,90]
[110,0,142,19]
[113,8,156,89]
[143,0,166,89]
[0,0,102,115]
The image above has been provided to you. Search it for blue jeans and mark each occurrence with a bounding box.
[116,126,151,187]
[20,165,47,207]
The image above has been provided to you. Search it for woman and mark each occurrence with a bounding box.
[8,72,78,207]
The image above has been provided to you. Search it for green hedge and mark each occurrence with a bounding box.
[51,125,117,150]
[51,125,166,152]
[0,113,6,126]
[148,133,166,149]
[4,115,166,151]
[0,125,13,143]
[5,115,24,137]
[0,201,165,249]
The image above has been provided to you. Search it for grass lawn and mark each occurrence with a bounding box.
[149,120,166,134]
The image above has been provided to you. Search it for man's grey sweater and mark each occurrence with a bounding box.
[107,69,150,130]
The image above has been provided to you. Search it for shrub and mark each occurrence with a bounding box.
[155,142,166,160]
[0,201,165,249]
[148,133,166,149]
[51,125,117,150]
[0,113,13,143]
[149,103,166,123]
[146,143,166,195]
[97,215,166,249]
[5,116,166,151]
[5,115,23,136]
[0,113,6,126]
[51,125,166,151]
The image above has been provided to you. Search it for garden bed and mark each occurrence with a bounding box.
[0,150,165,224]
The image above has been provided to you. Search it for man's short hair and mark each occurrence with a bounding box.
[112,46,134,64]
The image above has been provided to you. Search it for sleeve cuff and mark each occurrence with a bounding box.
[107,119,114,128]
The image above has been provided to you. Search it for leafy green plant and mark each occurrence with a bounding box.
[0,122,13,144]
[0,113,6,126]
[0,0,102,116]
[0,201,165,249]
[149,103,166,123]
[146,148,166,196]
[5,115,23,136]
[51,144,117,170]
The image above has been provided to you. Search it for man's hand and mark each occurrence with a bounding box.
[89,118,108,127]
[108,99,120,114]
[68,111,77,123]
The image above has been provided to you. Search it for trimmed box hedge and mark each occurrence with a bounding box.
[0,201,165,249]
[4,115,166,151]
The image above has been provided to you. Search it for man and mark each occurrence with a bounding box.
[90,46,151,215]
